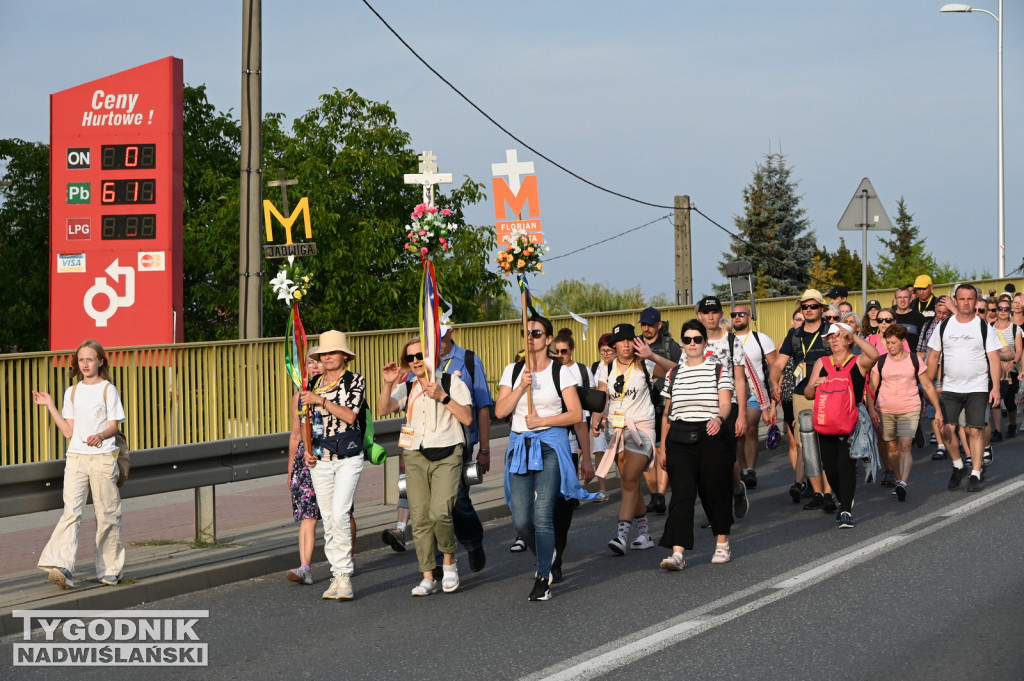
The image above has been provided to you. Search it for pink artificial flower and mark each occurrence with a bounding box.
[427,206,438,214]
[418,230,426,236]
[420,247,428,255]
[441,209,451,216]
[412,210,424,220]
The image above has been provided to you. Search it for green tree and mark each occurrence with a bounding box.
[0,139,50,352]
[263,88,504,334]
[873,197,961,288]
[537,278,648,314]
[181,85,245,341]
[718,153,816,298]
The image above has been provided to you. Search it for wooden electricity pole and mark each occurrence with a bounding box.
[674,195,692,306]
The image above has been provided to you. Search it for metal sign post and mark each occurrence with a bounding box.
[837,178,893,310]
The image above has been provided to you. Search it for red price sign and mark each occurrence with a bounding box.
[49,57,183,350]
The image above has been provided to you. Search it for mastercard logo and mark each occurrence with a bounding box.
[138,252,165,271]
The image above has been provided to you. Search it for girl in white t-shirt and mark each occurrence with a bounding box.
[496,315,589,601]
[592,323,675,556]
[32,339,126,590]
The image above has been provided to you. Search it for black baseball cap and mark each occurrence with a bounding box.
[697,296,722,313]
[827,285,849,298]
[608,323,638,345]
[865,299,882,311]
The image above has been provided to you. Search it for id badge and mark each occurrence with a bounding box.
[398,425,415,450]
[611,410,626,429]
[794,364,805,383]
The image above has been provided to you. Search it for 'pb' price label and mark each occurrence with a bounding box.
[67,182,91,204]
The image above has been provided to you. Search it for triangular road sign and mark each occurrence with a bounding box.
[837,178,893,232]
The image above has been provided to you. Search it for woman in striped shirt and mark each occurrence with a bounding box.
[657,319,735,570]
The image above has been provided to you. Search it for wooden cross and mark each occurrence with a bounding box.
[267,169,298,215]
[403,150,452,207]
[491,149,534,194]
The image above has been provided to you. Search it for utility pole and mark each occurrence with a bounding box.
[238,0,263,339]
[674,195,692,306]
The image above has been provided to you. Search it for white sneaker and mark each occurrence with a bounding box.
[630,534,654,550]
[608,534,628,555]
[441,562,460,593]
[411,579,440,596]
[322,579,339,600]
[592,491,609,503]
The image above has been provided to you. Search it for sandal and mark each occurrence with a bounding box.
[659,552,685,571]
[509,536,526,553]
[411,579,440,596]
[441,562,460,593]
[711,543,731,564]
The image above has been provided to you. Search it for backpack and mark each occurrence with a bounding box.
[69,382,130,487]
[812,356,860,437]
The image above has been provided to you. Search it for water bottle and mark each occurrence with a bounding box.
[311,407,325,458]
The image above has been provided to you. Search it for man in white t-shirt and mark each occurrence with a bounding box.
[730,304,777,490]
[926,283,1001,492]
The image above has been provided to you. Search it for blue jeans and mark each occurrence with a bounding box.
[507,442,560,579]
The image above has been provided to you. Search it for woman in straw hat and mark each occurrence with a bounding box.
[301,331,365,600]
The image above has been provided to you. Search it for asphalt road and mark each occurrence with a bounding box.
[4,439,1023,681]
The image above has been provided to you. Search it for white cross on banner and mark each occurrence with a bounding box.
[491,149,542,245]
[404,150,452,207]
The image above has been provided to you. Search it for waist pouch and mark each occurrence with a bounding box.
[668,420,706,445]
[321,430,364,458]
[420,444,458,462]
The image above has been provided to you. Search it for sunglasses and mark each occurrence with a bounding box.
[614,375,625,394]
[556,348,570,355]
[998,306,1011,312]
[877,317,895,324]
[824,315,840,321]
[681,335,705,345]
[404,352,424,363]
[522,329,545,339]
[730,312,748,318]
[976,308,986,313]
[801,304,822,311]
[987,308,997,312]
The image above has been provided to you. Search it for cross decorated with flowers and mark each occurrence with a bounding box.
[403,150,452,207]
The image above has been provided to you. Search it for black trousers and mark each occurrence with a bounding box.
[552,452,580,569]
[659,421,733,551]
[819,434,857,512]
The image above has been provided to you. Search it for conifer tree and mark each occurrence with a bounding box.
[718,153,816,297]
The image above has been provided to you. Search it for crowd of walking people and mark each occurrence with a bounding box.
[32,275,1024,601]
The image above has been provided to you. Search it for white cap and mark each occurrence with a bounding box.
[822,322,853,337]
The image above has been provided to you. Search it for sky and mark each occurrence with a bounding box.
[2,1,1021,304]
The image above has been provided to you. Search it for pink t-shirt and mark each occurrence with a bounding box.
[873,353,925,414]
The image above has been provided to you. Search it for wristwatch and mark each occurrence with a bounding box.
[441,394,451,405]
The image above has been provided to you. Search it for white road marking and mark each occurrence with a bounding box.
[522,478,1024,681]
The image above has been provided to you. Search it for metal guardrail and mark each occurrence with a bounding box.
[0,417,511,541]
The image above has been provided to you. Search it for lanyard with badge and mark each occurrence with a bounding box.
[398,381,425,450]
[611,362,634,428]
[794,330,820,383]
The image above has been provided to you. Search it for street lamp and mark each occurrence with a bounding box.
[940,2,1004,277]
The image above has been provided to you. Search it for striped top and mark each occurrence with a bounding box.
[662,358,733,423]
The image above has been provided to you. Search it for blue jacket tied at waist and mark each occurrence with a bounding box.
[504,429,599,504]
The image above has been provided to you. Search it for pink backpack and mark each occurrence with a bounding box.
[813,357,859,436]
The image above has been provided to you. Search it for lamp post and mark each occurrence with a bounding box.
[940,2,1004,278]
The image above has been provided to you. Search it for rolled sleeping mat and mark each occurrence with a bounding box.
[798,409,822,478]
